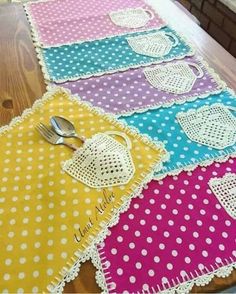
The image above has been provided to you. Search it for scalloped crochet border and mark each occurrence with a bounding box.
[49,160,167,292]
[119,87,236,180]
[20,1,236,292]
[209,172,236,185]
[91,245,236,294]
[0,86,169,293]
[154,152,236,180]
[23,24,196,82]
[153,88,236,180]
[113,55,226,116]
[45,55,227,117]
[23,1,167,48]
[176,101,236,118]
[50,154,236,293]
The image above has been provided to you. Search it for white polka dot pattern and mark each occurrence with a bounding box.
[0,88,166,293]
[97,159,236,293]
[41,27,193,82]
[123,91,236,179]
[58,56,224,115]
[25,0,166,47]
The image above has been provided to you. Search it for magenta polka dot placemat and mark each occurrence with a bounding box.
[24,0,166,47]
[95,159,236,293]
[54,56,225,115]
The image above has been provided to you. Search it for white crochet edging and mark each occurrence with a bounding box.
[23,1,54,81]
[0,86,169,293]
[154,152,236,180]
[114,55,227,117]
[120,118,236,180]
[118,89,236,180]
[92,246,110,293]
[46,55,227,117]
[24,26,196,83]
[23,0,196,83]
[117,88,225,117]
[176,102,236,118]
[63,160,236,293]
[23,1,167,48]
[91,243,236,294]
[23,0,196,84]
[22,2,52,82]
[120,87,236,180]
[49,157,168,292]
[23,2,45,48]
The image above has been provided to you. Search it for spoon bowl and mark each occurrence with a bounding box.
[50,116,85,143]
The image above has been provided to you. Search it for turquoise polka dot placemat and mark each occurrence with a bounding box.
[121,90,236,179]
[39,26,194,82]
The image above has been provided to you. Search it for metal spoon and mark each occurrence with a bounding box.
[50,116,85,143]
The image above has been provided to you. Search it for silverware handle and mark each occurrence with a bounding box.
[63,142,78,151]
[74,134,86,143]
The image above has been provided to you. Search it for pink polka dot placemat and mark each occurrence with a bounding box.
[24,0,166,47]
[95,159,236,293]
[54,56,225,115]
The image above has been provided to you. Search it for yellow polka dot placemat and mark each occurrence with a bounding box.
[0,87,168,293]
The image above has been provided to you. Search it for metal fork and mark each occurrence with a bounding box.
[36,123,77,151]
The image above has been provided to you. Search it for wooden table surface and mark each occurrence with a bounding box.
[0,0,236,293]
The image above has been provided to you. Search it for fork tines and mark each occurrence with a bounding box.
[36,123,59,145]
[36,123,54,138]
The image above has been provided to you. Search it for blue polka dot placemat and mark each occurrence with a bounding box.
[121,90,236,179]
[39,26,194,82]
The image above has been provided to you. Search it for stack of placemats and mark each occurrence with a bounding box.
[19,0,236,292]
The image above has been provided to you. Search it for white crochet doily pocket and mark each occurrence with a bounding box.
[176,104,236,149]
[143,61,204,94]
[126,31,179,57]
[209,173,236,219]
[109,7,154,29]
[62,131,135,188]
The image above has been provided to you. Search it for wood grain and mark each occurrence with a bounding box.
[0,3,46,127]
[0,1,236,293]
[63,261,101,293]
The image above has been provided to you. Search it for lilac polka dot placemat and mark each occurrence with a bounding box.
[54,56,225,115]
[94,159,236,294]
[24,0,166,47]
